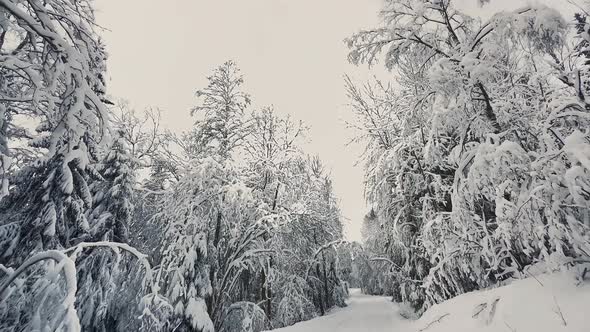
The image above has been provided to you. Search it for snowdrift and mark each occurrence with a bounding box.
[414,270,590,332]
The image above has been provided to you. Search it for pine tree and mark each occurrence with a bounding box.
[88,133,135,243]
[0,0,112,261]
[0,2,163,331]
[190,60,252,160]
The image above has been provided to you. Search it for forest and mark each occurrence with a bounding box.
[0,0,589,332]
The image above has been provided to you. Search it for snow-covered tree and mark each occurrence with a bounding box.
[244,106,306,205]
[268,155,346,323]
[0,2,167,331]
[190,60,252,160]
[87,132,135,243]
[110,100,163,170]
[273,275,316,327]
[0,0,112,261]
[155,157,276,331]
[0,241,158,331]
[154,159,216,332]
[347,0,590,314]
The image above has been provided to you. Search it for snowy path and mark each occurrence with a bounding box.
[270,289,410,332]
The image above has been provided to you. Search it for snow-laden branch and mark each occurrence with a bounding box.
[0,250,80,332]
[369,256,424,284]
[0,241,158,332]
[470,6,532,51]
[64,241,156,292]
[313,239,348,259]
[304,239,348,280]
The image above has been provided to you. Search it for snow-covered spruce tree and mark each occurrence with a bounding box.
[0,4,112,328]
[0,0,111,261]
[72,132,139,331]
[347,0,590,313]
[0,1,163,331]
[87,132,135,243]
[189,60,252,160]
[154,158,216,332]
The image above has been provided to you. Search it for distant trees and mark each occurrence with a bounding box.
[152,62,349,331]
[347,0,590,315]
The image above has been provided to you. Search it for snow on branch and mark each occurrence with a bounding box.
[1,241,158,332]
[0,250,80,332]
[313,239,348,258]
[64,241,157,292]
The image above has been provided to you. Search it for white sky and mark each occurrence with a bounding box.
[94,0,574,242]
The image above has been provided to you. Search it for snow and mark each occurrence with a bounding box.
[269,272,590,332]
[185,297,214,332]
[564,130,590,172]
[416,270,590,332]
[267,289,411,332]
[0,250,81,331]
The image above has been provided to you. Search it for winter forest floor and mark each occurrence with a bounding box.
[268,288,411,332]
[270,271,590,332]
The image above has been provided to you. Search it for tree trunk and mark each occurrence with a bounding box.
[313,229,326,316]
[322,251,330,309]
[263,182,280,319]
[476,82,501,133]
[315,262,325,316]
[266,257,272,319]
[207,209,223,318]
[271,183,280,210]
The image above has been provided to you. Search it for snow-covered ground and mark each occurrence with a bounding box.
[268,288,411,332]
[270,271,590,332]
[416,270,590,332]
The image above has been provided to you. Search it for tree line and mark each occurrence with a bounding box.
[0,1,358,331]
[347,0,590,315]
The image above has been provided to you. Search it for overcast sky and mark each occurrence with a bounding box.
[94,0,573,242]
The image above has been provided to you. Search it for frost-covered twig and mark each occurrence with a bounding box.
[553,296,567,326]
[418,313,450,331]
[504,321,517,332]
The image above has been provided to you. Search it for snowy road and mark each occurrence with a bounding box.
[270,289,411,332]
